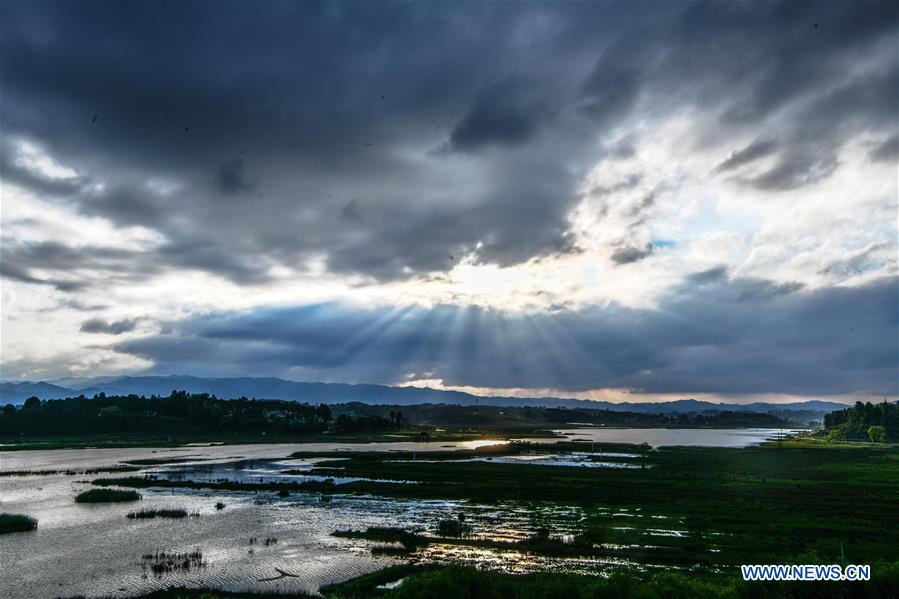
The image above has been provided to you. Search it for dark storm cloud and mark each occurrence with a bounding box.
[713,138,778,174]
[0,240,162,289]
[1,1,894,288]
[819,242,894,279]
[217,159,254,195]
[0,149,86,198]
[743,67,898,191]
[449,75,553,151]
[686,265,729,285]
[111,275,899,397]
[0,259,80,291]
[747,152,840,191]
[610,243,653,265]
[80,317,138,335]
[869,133,899,164]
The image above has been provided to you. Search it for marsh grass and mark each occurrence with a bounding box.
[437,517,472,538]
[75,488,141,503]
[0,465,138,477]
[127,509,196,519]
[92,442,899,569]
[141,548,206,576]
[334,527,429,550]
[0,513,37,534]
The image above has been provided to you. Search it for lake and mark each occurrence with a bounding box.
[551,427,803,447]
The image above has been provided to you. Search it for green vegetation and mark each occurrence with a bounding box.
[95,441,899,569]
[1,392,333,437]
[1,392,792,450]
[823,400,897,441]
[125,562,899,598]
[340,564,899,599]
[334,527,429,551]
[75,488,141,503]
[0,430,473,451]
[124,457,209,466]
[436,516,472,538]
[128,588,314,598]
[127,508,192,519]
[0,464,138,477]
[346,402,790,429]
[0,513,37,534]
[869,425,887,443]
[334,409,407,433]
[141,549,206,576]
[319,564,432,597]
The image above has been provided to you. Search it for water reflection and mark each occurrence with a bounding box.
[551,427,803,448]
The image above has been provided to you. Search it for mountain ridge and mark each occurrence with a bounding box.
[0,375,853,415]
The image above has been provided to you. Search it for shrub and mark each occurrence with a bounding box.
[75,488,141,503]
[127,509,189,519]
[437,518,472,538]
[0,513,37,534]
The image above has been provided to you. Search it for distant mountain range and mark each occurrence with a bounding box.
[0,375,852,416]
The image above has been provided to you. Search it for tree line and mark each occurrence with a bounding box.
[0,392,401,437]
[823,400,897,442]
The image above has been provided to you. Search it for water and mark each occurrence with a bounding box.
[0,431,782,597]
[0,440,544,599]
[0,439,509,473]
[551,427,801,448]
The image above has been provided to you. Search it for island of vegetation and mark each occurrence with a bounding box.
[0,513,37,535]
[74,488,142,503]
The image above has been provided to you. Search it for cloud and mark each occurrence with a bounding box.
[109,275,898,396]
[0,258,86,292]
[819,242,895,279]
[1,1,891,289]
[713,138,778,173]
[449,75,553,151]
[80,317,139,335]
[1,2,896,394]
[869,133,899,164]
[611,243,653,265]
[747,152,839,191]
[687,266,729,285]
[217,158,254,195]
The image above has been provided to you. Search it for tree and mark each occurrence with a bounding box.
[23,396,41,410]
[825,427,845,443]
[868,425,886,443]
[637,442,652,469]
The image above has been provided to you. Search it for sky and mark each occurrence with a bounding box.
[0,1,897,404]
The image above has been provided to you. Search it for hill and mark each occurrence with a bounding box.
[0,375,850,419]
